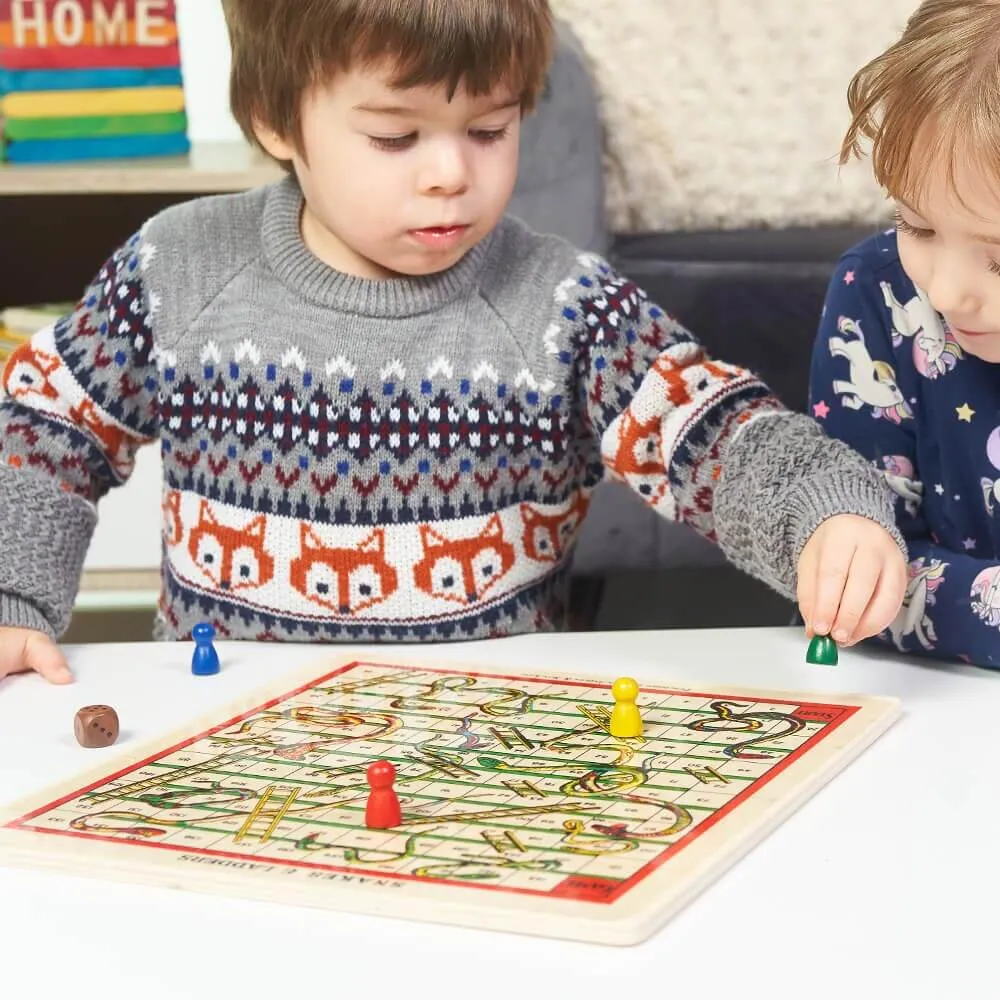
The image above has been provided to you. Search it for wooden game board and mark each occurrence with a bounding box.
[0,657,899,945]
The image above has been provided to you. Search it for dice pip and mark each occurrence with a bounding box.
[74,705,119,748]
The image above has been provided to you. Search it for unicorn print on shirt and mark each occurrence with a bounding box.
[972,565,1000,629]
[880,282,963,379]
[981,427,1000,515]
[829,315,913,423]
[887,557,947,651]
[881,454,923,518]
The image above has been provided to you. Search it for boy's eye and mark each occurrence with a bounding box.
[894,211,934,240]
[369,133,417,152]
[469,127,510,144]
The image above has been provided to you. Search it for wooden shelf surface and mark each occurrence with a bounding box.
[0,141,284,195]
[75,568,159,611]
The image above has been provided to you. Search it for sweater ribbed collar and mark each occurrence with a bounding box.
[260,176,495,318]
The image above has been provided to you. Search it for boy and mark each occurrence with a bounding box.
[811,0,1000,667]
[0,0,905,684]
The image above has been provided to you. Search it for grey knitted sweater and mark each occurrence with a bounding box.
[0,178,902,641]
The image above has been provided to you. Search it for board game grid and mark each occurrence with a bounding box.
[0,658,900,944]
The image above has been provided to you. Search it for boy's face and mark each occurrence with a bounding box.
[256,63,522,280]
[894,154,1000,363]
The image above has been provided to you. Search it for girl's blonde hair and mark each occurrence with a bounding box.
[841,0,1000,205]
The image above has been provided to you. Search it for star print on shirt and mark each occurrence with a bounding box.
[957,403,975,422]
[843,271,855,285]
[935,484,945,495]
[812,400,830,419]
[964,538,977,551]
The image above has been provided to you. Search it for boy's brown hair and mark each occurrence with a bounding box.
[222,0,555,166]
[840,0,1000,206]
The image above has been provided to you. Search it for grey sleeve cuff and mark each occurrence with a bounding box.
[713,413,906,600]
[0,592,59,638]
[0,465,97,637]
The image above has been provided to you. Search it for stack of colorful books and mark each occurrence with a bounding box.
[0,0,189,164]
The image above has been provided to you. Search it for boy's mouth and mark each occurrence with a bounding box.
[408,225,470,249]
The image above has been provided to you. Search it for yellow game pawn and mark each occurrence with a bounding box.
[610,677,643,738]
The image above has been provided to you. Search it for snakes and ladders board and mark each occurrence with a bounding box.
[0,658,899,945]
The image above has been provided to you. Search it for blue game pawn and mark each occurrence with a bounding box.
[191,622,220,676]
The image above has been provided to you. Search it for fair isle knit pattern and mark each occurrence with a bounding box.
[0,178,901,642]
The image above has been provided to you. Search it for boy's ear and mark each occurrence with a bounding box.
[252,120,297,163]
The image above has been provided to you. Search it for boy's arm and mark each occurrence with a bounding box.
[0,232,159,636]
[566,254,903,601]
[812,254,1000,667]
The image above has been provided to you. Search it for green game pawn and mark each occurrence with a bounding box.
[806,634,838,665]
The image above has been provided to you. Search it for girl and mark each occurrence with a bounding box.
[811,0,1000,666]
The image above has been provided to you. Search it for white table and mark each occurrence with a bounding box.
[0,627,991,1000]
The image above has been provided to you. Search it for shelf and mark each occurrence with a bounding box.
[75,589,159,612]
[0,141,284,195]
[75,568,159,612]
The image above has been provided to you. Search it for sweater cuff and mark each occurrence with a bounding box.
[0,592,56,638]
[785,467,908,564]
[0,465,97,638]
[712,412,908,601]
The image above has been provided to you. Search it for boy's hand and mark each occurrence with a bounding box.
[797,514,907,646]
[0,627,72,684]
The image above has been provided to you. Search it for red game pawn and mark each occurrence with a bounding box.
[365,760,402,829]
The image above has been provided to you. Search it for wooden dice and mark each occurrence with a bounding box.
[74,705,119,748]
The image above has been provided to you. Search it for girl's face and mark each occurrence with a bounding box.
[894,155,1000,363]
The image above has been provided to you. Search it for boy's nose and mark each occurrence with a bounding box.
[421,144,470,196]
